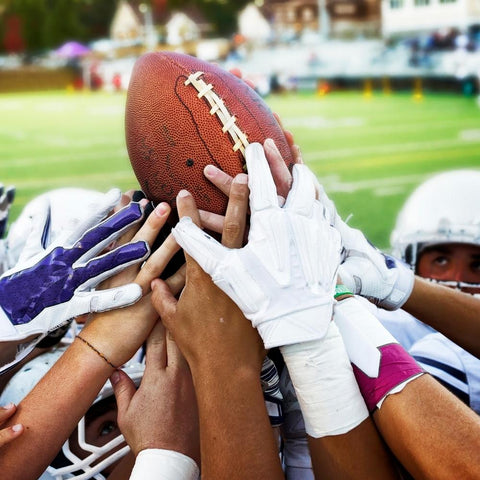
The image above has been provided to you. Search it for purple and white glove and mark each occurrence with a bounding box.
[10,188,121,268]
[315,185,414,310]
[0,202,149,373]
[173,143,342,349]
[0,184,16,275]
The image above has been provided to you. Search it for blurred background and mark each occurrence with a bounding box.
[1,0,480,249]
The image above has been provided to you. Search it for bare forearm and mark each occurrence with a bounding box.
[308,417,398,480]
[374,374,480,480]
[403,277,480,357]
[0,340,113,479]
[192,364,284,480]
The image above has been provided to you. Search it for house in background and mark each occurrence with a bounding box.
[110,1,143,41]
[260,0,381,39]
[382,0,480,38]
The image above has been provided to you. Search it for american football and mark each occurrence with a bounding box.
[125,51,294,215]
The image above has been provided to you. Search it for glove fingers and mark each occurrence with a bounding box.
[284,165,316,216]
[245,143,278,212]
[72,202,143,263]
[173,217,226,277]
[74,240,149,290]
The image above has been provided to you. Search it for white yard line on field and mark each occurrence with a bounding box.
[7,170,136,189]
[307,133,480,162]
[1,149,128,168]
[318,173,430,196]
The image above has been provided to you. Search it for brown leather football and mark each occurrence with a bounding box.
[125,51,294,215]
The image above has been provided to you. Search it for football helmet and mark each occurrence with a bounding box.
[0,345,145,480]
[391,169,480,289]
[5,188,107,271]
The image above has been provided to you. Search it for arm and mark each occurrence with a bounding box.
[0,201,178,480]
[175,143,398,479]
[314,178,480,357]
[403,276,480,358]
[374,374,480,480]
[110,319,199,479]
[152,177,285,480]
[336,293,480,480]
[281,329,398,480]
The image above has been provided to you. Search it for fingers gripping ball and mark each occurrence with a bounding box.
[171,144,342,349]
[126,52,294,215]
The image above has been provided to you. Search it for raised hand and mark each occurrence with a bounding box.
[172,142,342,349]
[112,320,199,463]
[0,202,149,372]
[314,183,414,310]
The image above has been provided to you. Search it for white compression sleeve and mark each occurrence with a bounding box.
[280,322,368,438]
[129,449,199,480]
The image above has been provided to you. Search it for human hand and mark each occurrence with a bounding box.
[0,403,23,448]
[111,320,199,463]
[172,143,341,349]
[0,201,149,373]
[79,201,181,368]
[151,174,265,372]
[200,138,300,239]
[314,185,414,310]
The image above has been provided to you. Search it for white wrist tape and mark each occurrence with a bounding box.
[280,322,368,438]
[130,449,199,480]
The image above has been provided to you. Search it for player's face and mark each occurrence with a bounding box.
[69,401,125,476]
[416,243,480,294]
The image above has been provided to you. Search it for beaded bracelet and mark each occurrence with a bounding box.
[76,335,117,369]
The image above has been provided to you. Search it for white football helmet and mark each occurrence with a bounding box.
[391,169,480,288]
[5,188,108,271]
[0,345,145,480]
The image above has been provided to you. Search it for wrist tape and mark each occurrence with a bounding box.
[130,449,199,480]
[352,344,423,412]
[280,322,368,438]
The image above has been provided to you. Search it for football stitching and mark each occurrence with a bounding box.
[184,71,250,158]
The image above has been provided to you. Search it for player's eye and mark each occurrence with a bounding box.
[470,260,480,273]
[99,421,117,437]
[432,255,449,267]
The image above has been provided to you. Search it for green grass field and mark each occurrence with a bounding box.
[1,89,480,249]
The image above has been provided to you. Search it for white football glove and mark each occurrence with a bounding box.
[315,184,414,310]
[172,142,342,349]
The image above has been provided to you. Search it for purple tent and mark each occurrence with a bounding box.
[54,41,90,58]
